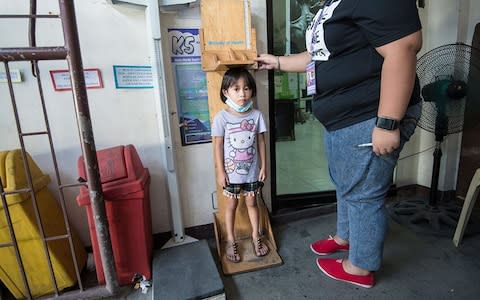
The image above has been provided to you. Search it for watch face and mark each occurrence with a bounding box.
[376,117,398,130]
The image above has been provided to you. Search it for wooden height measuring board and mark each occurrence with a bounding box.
[200,0,282,275]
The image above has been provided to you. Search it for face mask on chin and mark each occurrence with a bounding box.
[225,97,253,113]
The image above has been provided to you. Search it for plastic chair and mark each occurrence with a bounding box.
[453,168,480,247]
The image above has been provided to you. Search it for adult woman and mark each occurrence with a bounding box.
[255,0,422,288]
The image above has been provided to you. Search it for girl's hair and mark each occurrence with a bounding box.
[219,67,257,103]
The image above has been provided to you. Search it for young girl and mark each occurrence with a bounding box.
[211,67,269,263]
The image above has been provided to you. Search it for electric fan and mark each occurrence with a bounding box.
[389,43,480,236]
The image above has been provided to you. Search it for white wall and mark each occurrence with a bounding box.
[0,0,170,246]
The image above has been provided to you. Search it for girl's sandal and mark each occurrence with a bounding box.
[225,241,240,263]
[252,237,269,257]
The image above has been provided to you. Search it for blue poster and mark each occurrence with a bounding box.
[174,64,211,145]
[169,28,211,145]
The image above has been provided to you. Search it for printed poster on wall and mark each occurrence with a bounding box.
[168,28,211,145]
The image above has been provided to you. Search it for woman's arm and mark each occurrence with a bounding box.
[376,30,422,121]
[213,136,228,187]
[372,30,422,156]
[257,132,267,182]
[255,51,312,73]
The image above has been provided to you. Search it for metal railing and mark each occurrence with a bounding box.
[0,1,119,298]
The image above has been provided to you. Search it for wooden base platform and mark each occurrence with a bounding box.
[213,212,283,275]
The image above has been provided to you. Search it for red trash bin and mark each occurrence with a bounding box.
[76,144,152,285]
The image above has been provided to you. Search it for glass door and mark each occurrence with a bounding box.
[269,0,335,212]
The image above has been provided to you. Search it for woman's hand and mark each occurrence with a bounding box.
[371,127,400,156]
[255,51,311,72]
[255,54,279,70]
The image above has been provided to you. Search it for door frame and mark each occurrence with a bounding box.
[266,0,337,214]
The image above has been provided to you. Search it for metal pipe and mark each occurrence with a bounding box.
[0,179,32,299]
[29,0,37,75]
[5,61,55,299]
[33,59,84,291]
[21,131,49,136]
[58,0,119,294]
[429,142,442,207]
[0,47,67,61]
[0,14,59,18]
[0,241,14,248]
[148,0,187,244]
[59,182,88,189]
[2,188,31,195]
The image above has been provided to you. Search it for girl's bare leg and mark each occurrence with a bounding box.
[225,195,240,262]
[245,193,269,256]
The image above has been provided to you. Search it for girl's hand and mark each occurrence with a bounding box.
[258,168,266,182]
[217,170,228,188]
[255,54,278,70]
[371,127,400,156]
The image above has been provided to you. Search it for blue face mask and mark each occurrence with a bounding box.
[225,97,253,113]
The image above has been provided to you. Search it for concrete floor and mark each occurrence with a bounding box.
[102,199,480,299]
[220,212,480,299]
[3,192,479,300]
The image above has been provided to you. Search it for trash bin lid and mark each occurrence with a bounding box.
[0,149,50,207]
[77,145,145,185]
[76,169,149,206]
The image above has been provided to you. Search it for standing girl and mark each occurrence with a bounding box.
[211,67,269,263]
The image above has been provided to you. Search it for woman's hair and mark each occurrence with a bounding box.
[219,67,257,103]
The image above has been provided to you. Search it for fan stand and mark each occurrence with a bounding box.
[389,112,480,236]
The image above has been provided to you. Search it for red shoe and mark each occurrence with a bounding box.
[316,258,375,288]
[310,235,349,255]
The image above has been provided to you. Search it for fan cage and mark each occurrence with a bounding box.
[416,43,480,134]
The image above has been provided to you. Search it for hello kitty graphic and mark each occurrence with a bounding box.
[225,119,256,175]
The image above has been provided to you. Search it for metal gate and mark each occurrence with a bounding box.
[0,1,121,298]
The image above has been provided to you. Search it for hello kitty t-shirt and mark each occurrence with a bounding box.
[211,109,267,184]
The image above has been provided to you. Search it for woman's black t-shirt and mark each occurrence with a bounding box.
[305,0,422,131]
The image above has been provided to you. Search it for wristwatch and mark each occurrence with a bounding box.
[375,116,399,130]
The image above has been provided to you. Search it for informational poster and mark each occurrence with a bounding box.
[49,68,103,91]
[168,28,211,145]
[0,69,22,83]
[113,65,153,89]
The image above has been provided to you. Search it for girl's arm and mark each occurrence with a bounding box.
[257,132,267,182]
[255,51,312,73]
[213,136,228,187]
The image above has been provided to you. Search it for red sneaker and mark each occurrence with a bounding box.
[316,258,375,288]
[310,235,349,255]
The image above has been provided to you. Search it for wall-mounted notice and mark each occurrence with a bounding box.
[113,65,153,89]
[0,69,22,83]
[50,68,103,91]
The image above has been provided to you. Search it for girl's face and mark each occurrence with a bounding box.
[222,77,253,107]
